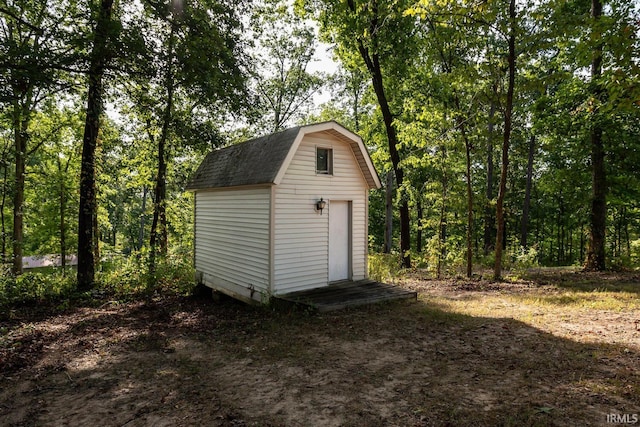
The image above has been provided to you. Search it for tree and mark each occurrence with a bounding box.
[77,0,117,289]
[520,134,535,248]
[24,107,82,270]
[304,0,418,268]
[250,0,323,133]
[484,98,497,256]
[0,126,10,262]
[493,0,517,280]
[584,0,606,271]
[319,64,370,133]
[0,0,73,274]
[130,0,247,280]
[540,0,640,270]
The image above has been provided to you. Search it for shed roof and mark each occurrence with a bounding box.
[186,121,381,191]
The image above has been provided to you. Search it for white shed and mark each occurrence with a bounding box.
[186,121,382,304]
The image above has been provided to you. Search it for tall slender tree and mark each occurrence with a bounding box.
[520,134,535,248]
[584,0,606,271]
[77,0,116,289]
[306,0,417,268]
[494,0,517,280]
[484,99,497,256]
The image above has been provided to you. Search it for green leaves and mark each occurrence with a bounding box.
[247,0,324,133]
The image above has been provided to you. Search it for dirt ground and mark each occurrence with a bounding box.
[1,270,639,426]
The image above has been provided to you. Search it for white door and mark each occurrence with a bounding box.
[328,200,350,282]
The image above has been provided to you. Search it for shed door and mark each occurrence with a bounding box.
[329,200,351,282]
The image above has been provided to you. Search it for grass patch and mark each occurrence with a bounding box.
[525,268,640,294]
[517,291,640,311]
[424,290,639,324]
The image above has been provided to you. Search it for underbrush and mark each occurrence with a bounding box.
[0,254,195,312]
[368,252,404,282]
[99,253,195,298]
[0,269,76,308]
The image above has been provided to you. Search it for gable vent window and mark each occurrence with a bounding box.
[316,147,333,175]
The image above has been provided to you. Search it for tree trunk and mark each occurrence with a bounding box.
[455,107,473,278]
[437,146,448,279]
[616,209,623,257]
[350,69,361,132]
[368,61,410,267]
[484,100,496,255]
[464,131,473,278]
[580,223,585,263]
[61,184,66,272]
[557,197,563,263]
[623,207,630,256]
[93,203,100,264]
[568,229,573,264]
[149,136,168,274]
[11,110,27,275]
[416,200,423,253]
[11,96,30,276]
[348,0,410,268]
[586,127,606,268]
[57,157,67,273]
[494,0,516,280]
[149,23,175,278]
[77,0,114,290]
[138,186,148,252]
[383,171,393,254]
[1,150,7,262]
[520,135,535,248]
[585,0,606,271]
[437,197,447,280]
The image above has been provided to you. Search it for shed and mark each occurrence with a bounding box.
[186,121,382,304]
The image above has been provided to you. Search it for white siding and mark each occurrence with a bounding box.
[273,133,369,294]
[195,187,271,302]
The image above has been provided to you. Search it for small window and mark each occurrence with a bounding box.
[316,147,333,175]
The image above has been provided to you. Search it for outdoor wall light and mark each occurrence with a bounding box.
[316,198,327,214]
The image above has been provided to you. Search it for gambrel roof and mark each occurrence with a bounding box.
[186,121,381,191]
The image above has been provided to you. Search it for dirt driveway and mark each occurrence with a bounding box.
[1,271,639,426]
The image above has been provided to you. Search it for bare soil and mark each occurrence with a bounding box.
[1,270,639,426]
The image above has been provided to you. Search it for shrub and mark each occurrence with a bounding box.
[420,236,465,278]
[0,253,196,311]
[0,270,75,308]
[507,245,539,274]
[369,253,403,283]
[97,254,150,297]
[97,252,195,298]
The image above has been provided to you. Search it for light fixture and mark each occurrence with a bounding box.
[316,198,326,215]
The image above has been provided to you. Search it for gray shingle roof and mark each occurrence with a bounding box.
[186,126,301,190]
[186,121,382,191]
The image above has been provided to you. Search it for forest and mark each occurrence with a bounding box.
[0,0,639,302]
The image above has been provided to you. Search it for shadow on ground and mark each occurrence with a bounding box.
[526,269,640,294]
[1,290,639,426]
